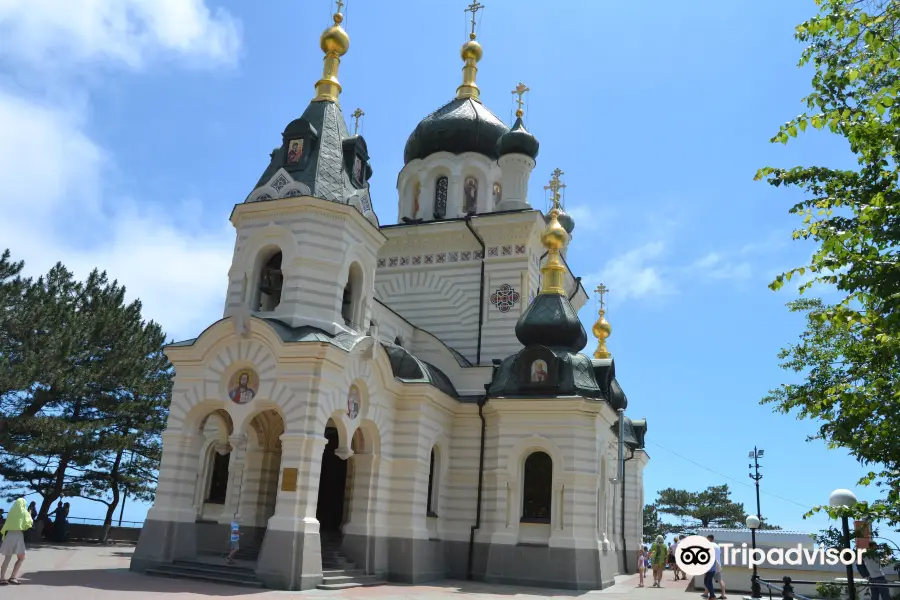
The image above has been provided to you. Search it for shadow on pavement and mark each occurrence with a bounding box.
[22,568,268,596]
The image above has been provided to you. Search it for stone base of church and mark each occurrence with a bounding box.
[341,535,618,591]
[255,528,323,590]
[130,519,198,573]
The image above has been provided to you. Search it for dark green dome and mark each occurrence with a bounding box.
[515,293,587,352]
[404,97,509,164]
[557,210,575,233]
[496,116,539,159]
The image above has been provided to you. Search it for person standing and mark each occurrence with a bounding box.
[0,498,33,585]
[226,520,241,565]
[637,545,648,587]
[670,536,685,580]
[856,531,892,600]
[650,535,668,587]
[702,534,721,600]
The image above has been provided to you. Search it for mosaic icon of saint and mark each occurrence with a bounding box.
[229,371,257,404]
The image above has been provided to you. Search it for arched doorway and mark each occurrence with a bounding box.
[316,424,348,533]
[242,409,284,546]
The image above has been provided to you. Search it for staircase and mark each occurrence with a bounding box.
[317,533,385,590]
[144,560,264,588]
[233,539,262,562]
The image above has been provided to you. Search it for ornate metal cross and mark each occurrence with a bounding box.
[595,283,609,312]
[512,82,529,114]
[351,107,364,135]
[334,0,345,14]
[465,1,485,36]
[543,168,565,209]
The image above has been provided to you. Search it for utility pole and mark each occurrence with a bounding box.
[749,447,763,521]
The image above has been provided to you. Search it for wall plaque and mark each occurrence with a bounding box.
[281,467,298,492]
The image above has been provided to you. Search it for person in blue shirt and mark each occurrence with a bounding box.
[226,520,241,565]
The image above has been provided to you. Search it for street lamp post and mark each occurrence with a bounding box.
[749,448,764,521]
[747,515,761,598]
[830,489,858,600]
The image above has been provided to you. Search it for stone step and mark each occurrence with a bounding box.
[323,569,366,576]
[171,560,257,577]
[322,574,383,585]
[145,567,263,589]
[322,561,356,570]
[316,575,385,590]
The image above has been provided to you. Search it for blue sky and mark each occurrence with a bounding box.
[0,0,882,539]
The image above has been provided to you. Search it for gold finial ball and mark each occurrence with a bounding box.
[540,211,568,250]
[461,39,482,62]
[593,314,611,340]
[321,19,350,55]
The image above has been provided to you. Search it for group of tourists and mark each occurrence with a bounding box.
[637,534,727,599]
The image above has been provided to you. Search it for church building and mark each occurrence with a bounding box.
[131,1,648,591]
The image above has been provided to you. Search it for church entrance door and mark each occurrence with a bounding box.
[316,426,347,533]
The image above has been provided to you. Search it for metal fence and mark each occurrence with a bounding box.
[64,516,142,528]
[755,575,900,600]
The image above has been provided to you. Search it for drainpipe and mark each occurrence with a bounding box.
[622,446,635,573]
[467,387,489,580]
[464,215,486,365]
[617,409,626,572]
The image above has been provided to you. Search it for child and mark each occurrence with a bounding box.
[637,545,648,587]
[226,520,241,565]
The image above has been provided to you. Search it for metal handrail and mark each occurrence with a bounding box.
[756,577,815,600]
[760,579,900,588]
[62,516,142,528]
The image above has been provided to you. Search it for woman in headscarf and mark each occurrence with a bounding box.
[0,498,33,585]
[649,534,668,587]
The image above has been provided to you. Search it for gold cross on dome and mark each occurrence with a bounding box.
[465,1,485,36]
[334,0,345,14]
[512,82,529,115]
[543,168,565,209]
[595,284,609,312]
[351,107,364,135]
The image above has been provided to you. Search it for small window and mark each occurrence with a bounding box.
[427,447,438,517]
[342,262,364,329]
[207,451,230,504]
[521,451,552,523]
[434,176,448,219]
[394,336,403,347]
[256,252,283,312]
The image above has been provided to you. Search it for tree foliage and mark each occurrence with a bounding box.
[0,250,172,535]
[652,485,761,533]
[643,504,667,541]
[757,0,900,525]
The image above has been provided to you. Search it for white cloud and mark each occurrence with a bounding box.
[687,252,753,281]
[0,0,242,340]
[0,0,241,71]
[0,90,233,341]
[566,204,613,232]
[585,241,672,301]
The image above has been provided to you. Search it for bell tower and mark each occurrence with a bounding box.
[221,2,385,336]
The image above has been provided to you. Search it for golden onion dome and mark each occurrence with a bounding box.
[592,313,611,340]
[541,210,568,251]
[461,35,483,62]
[320,13,349,56]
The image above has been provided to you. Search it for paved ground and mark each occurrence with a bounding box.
[2,544,704,599]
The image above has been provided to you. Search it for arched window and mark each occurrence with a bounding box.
[521,451,552,523]
[427,446,439,517]
[342,262,364,328]
[207,449,230,504]
[256,251,283,312]
[434,176,448,219]
[463,176,478,214]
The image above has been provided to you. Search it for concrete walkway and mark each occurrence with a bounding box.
[4,544,704,600]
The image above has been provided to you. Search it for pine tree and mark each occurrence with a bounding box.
[0,258,172,526]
